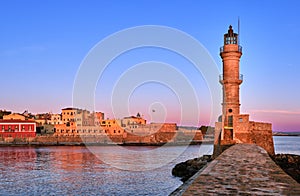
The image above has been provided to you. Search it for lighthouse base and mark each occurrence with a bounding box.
[213,114,274,158]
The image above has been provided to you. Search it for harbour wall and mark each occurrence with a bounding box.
[0,131,205,146]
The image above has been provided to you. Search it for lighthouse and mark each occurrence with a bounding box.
[220,25,243,142]
[214,25,274,157]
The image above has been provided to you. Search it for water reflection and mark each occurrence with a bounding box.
[0,145,212,195]
[1,138,298,195]
[0,147,37,170]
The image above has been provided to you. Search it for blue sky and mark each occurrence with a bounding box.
[1,0,300,131]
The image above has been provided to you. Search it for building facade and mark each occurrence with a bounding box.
[61,108,78,124]
[49,114,62,125]
[0,120,36,138]
[54,108,105,136]
[3,113,26,121]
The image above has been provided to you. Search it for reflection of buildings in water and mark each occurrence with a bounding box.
[0,147,37,171]
[51,147,103,172]
[49,146,108,189]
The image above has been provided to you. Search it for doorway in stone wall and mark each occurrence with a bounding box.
[224,128,233,141]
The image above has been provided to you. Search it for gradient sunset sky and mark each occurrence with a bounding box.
[1,0,299,131]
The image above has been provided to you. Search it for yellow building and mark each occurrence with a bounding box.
[54,108,105,136]
[3,113,26,120]
[49,114,62,125]
[61,107,78,124]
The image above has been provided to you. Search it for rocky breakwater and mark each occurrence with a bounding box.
[172,155,212,182]
[272,154,300,183]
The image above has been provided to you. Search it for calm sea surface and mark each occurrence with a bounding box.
[273,136,300,155]
[0,136,299,195]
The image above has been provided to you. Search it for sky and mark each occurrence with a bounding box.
[1,0,300,131]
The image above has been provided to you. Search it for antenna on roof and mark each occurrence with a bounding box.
[238,17,240,45]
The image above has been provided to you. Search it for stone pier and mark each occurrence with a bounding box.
[171,144,300,195]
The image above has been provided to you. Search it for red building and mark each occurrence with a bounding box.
[0,120,36,138]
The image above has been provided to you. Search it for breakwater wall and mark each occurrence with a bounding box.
[0,132,207,146]
[171,144,300,195]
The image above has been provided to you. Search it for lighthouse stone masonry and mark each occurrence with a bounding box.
[214,26,274,157]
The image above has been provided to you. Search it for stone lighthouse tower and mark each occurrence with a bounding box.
[220,25,243,142]
[214,25,274,157]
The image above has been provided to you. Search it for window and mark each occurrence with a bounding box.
[239,118,243,122]
[228,116,233,127]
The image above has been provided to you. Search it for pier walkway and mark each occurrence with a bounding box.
[171,144,300,195]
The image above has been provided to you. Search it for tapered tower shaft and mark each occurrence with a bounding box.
[219,25,243,128]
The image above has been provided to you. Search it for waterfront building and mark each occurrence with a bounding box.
[54,122,77,136]
[35,113,51,125]
[49,114,62,125]
[54,123,104,136]
[0,119,36,138]
[61,107,104,127]
[214,26,274,156]
[92,112,104,126]
[61,107,78,124]
[53,108,199,144]
[54,108,105,136]
[121,114,147,128]
[3,113,26,120]
[99,113,147,136]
